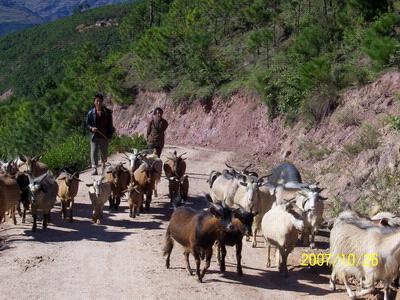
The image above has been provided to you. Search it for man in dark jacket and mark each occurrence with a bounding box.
[147,107,168,157]
[86,93,114,175]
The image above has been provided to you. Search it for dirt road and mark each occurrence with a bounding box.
[0,145,349,300]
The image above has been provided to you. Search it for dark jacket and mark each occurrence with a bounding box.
[147,118,168,146]
[86,106,114,140]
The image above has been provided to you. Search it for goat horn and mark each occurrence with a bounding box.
[178,152,187,158]
[242,163,252,172]
[225,163,234,169]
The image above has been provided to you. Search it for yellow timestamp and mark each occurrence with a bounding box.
[300,253,379,267]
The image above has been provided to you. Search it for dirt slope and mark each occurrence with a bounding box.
[111,71,400,211]
[0,145,349,300]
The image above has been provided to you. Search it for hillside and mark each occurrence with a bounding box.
[0,2,135,96]
[110,70,400,216]
[1,0,400,216]
[0,0,131,36]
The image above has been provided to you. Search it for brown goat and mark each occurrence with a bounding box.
[143,152,162,197]
[126,182,144,218]
[18,155,48,177]
[0,174,20,225]
[163,203,234,282]
[105,163,131,211]
[56,171,81,222]
[163,150,187,178]
[133,160,158,211]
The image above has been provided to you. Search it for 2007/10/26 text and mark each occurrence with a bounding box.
[300,253,379,267]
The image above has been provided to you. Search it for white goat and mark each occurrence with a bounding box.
[251,183,275,247]
[86,176,111,224]
[274,182,326,248]
[329,217,400,300]
[261,201,304,277]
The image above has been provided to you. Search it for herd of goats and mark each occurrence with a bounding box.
[1,149,400,300]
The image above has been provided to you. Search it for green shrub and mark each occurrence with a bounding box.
[42,133,90,175]
[343,124,380,156]
[362,13,400,68]
[109,134,147,154]
[387,115,400,131]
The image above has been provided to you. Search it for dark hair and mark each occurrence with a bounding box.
[94,93,104,101]
[154,107,164,115]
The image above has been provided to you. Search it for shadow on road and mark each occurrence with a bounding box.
[206,267,332,296]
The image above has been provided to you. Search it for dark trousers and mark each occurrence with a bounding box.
[147,144,163,157]
[91,136,108,167]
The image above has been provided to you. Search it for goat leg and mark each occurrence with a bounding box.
[251,226,258,247]
[236,240,243,276]
[163,231,173,269]
[69,201,73,223]
[266,244,271,267]
[193,252,202,282]
[109,195,114,211]
[22,207,26,223]
[145,190,152,211]
[61,202,66,219]
[329,271,336,291]
[184,251,193,275]
[129,205,133,218]
[115,196,121,211]
[32,214,37,232]
[200,248,212,282]
[43,214,48,229]
[220,243,226,273]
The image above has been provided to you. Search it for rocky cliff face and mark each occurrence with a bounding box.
[111,71,400,214]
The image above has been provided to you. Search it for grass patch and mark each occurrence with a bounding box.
[335,109,362,127]
[298,138,333,161]
[343,124,380,156]
[354,167,400,215]
[42,133,90,175]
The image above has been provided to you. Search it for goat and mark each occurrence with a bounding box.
[123,149,145,173]
[105,163,130,211]
[163,202,235,282]
[56,171,81,222]
[125,182,143,218]
[143,150,163,198]
[19,155,48,177]
[216,206,254,276]
[163,150,187,178]
[251,183,276,247]
[262,201,305,277]
[167,175,189,209]
[86,176,112,224]
[0,174,20,225]
[28,171,58,231]
[329,220,400,300]
[274,182,327,248]
[15,172,30,223]
[268,162,302,185]
[132,160,155,211]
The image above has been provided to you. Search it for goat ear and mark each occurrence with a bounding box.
[58,175,67,180]
[209,203,223,217]
[380,218,390,226]
[86,183,93,187]
[319,196,328,201]
[20,155,27,162]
